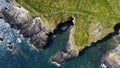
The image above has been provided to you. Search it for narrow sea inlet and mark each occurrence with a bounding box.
[0,24,118,68]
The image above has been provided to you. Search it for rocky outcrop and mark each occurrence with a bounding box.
[100,22,120,68]
[101,50,120,68]
[0,0,49,49]
[51,17,79,64]
[51,50,72,64]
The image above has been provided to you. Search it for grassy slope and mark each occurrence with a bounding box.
[16,0,120,50]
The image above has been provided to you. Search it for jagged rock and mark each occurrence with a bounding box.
[30,30,48,48]
[101,50,120,68]
[51,50,72,64]
[19,17,43,37]
[0,0,49,49]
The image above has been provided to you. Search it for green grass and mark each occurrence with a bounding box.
[15,0,120,49]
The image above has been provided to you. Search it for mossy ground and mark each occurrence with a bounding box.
[15,0,120,49]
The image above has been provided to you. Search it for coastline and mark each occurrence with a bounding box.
[1,0,120,67]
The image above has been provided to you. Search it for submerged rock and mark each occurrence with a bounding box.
[88,60,94,65]
[6,43,13,50]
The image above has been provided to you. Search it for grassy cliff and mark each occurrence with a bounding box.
[15,0,120,51]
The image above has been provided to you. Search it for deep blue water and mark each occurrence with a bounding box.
[0,23,118,68]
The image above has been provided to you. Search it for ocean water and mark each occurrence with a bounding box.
[0,23,118,68]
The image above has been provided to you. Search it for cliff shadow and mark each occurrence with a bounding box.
[53,17,74,35]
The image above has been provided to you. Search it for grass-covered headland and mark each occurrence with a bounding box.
[15,0,120,51]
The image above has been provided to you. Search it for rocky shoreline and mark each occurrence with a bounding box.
[0,0,49,49]
[0,0,79,64]
[1,0,120,67]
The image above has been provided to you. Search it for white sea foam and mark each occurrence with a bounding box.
[17,38,21,43]
[101,63,107,68]
[52,61,61,67]
[30,44,38,51]
[0,40,2,43]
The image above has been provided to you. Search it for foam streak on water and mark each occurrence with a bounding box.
[52,61,61,67]
[0,19,19,45]
[0,18,25,55]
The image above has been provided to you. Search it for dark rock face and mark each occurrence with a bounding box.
[0,2,49,49]
[114,22,120,35]
[54,17,74,34]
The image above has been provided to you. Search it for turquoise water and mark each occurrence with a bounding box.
[0,29,118,68]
